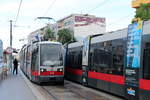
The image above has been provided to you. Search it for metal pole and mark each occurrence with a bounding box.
[10,20,13,72]
[10,20,12,47]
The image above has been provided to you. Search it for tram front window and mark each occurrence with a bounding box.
[40,44,63,66]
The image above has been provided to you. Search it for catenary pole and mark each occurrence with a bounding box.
[10,20,13,72]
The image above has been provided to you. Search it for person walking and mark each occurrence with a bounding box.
[13,58,18,75]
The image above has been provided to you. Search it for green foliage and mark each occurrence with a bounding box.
[57,29,76,44]
[43,28,55,41]
[135,3,150,20]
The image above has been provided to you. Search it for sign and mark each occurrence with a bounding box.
[6,47,13,54]
[126,21,143,68]
[82,36,91,85]
[82,36,90,66]
[75,16,105,23]
[125,20,143,100]
[75,16,105,27]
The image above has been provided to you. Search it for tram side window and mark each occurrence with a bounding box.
[31,50,39,71]
[89,48,94,71]
[75,50,82,69]
[67,47,82,69]
[143,43,150,80]
[68,52,73,67]
[70,48,82,69]
[112,39,124,75]
[89,44,97,72]
[79,50,83,69]
[66,51,70,67]
[89,42,112,73]
[67,50,75,68]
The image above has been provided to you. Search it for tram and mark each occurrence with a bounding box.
[20,41,64,84]
[65,20,150,100]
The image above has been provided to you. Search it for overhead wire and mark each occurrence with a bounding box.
[106,14,134,32]
[14,0,23,26]
[42,0,57,17]
[88,0,111,13]
[108,14,134,27]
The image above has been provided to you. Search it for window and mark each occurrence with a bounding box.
[89,41,112,73]
[141,35,150,79]
[111,39,125,75]
[67,46,82,69]
[40,44,63,66]
[31,49,39,71]
[143,44,150,79]
[89,39,125,75]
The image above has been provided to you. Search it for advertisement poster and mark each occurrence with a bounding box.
[125,20,143,100]
[82,36,90,66]
[126,21,143,68]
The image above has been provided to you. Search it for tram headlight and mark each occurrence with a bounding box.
[57,68,63,72]
[40,68,46,72]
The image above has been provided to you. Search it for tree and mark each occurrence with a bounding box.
[134,3,150,21]
[43,28,55,41]
[57,29,76,44]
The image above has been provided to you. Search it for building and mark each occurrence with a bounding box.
[28,14,106,42]
[27,23,58,43]
[132,0,150,8]
[57,14,106,41]
[27,27,44,43]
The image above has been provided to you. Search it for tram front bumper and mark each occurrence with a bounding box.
[38,75,64,82]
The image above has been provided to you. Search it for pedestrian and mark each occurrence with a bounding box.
[13,58,18,75]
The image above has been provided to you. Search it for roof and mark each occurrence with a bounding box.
[39,41,62,45]
[68,41,83,48]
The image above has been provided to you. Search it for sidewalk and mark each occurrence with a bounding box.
[0,70,37,100]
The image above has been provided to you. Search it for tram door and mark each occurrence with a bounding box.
[124,21,143,100]
[82,36,91,85]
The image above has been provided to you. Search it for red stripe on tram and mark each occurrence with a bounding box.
[66,67,82,76]
[88,71,125,85]
[40,71,63,76]
[140,79,150,91]
[31,71,39,76]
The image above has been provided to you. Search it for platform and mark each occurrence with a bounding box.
[0,71,37,100]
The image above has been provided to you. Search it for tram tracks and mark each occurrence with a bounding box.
[37,81,122,100]
[41,86,59,100]
[40,83,86,100]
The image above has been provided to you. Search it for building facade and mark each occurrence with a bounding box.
[57,14,106,41]
[28,14,106,42]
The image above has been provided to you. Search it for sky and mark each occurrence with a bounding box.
[0,0,135,49]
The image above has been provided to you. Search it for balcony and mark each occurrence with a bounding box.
[132,0,150,8]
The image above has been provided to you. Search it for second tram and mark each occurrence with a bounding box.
[65,20,150,100]
[20,41,64,84]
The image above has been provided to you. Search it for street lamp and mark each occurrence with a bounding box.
[36,17,58,40]
[36,17,56,22]
[36,17,56,25]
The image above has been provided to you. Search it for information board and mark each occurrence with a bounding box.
[125,21,143,100]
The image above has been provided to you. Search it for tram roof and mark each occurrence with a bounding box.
[91,20,150,44]
[39,41,62,45]
[91,28,127,44]
[68,41,83,48]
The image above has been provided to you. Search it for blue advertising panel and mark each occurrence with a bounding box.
[126,21,143,68]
